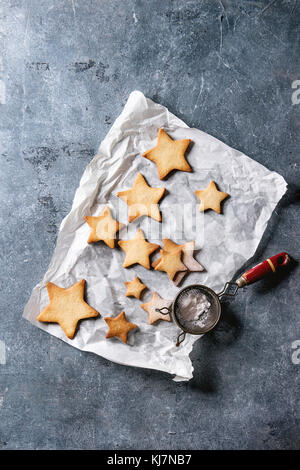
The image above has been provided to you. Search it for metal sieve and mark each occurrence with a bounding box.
[156,252,290,346]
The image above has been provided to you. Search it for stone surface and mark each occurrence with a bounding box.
[0,0,299,450]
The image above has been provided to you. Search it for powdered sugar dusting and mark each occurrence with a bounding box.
[176,289,213,330]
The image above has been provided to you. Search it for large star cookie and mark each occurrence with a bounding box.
[37,280,99,339]
[117,173,165,222]
[104,311,137,344]
[118,229,159,269]
[195,181,229,214]
[153,239,204,285]
[142,128,191,180]
[125,276,147,299]
[84,206,124,248]
[141,292,172,325]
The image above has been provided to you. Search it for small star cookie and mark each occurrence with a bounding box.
[125,276,147,299]
[118,229,159,269]
[195,181,229,214]
[117,173,165,222]
[154,248,187,281]
[104,311,137,344]
[84,206,124,248]
[37,280,99,339]
[142,128,191,180]
[141,292,172,325]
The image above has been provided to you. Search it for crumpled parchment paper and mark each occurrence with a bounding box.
[23,90,287,381]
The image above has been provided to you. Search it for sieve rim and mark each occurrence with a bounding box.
[172,284,222,335]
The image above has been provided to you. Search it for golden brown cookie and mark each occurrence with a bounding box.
[153,239,204,286]
[154,248,187,281]
[125,276,147,299]
[173,240,204,285]
[84,206,124,248]
[194,181,229,214]
[142,128,191,180]
[179,241,204,272]
[141,292,172,325]
[117,173,165,222]
[118,229,159,269]
[37,280,99,339]
[104,311,137,344]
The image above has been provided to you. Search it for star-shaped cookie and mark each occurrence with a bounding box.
[195,181,229,214]
[154,248,187,281]
[125,276,147,299]
[37,280,99,339]
[118,229,159,269]
[153,239,204,285]
[104,311,137,344]
[117,173,165,222]
[142,128,191,180]
[84,206,124,248]
[141,292,172,325]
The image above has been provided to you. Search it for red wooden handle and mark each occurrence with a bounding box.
[238,252,290,286]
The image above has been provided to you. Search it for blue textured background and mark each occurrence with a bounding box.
[0,0,299,449]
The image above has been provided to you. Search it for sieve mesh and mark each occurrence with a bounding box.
[173,285,221,334]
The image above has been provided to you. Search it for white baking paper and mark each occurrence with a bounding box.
[23,90,287,381]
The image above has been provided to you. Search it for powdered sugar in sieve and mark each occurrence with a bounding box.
[173,285,221,334]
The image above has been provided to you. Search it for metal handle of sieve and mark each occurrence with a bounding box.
[155,307,186,346]
[155,307,171,315]
[176,331,186,347]
[217,281,239,298]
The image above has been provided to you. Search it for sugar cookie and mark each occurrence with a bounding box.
[117,173,165,222]
[104,311,137,344]
[154,248,187,281]
[37,280,99,339]
[125,276,147,299]
[153,239,204,285]
[84,206,124,248]
[195,181,229,214]
[141,292,172,325]
[118,229,159,269]
[142,128,191,180]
